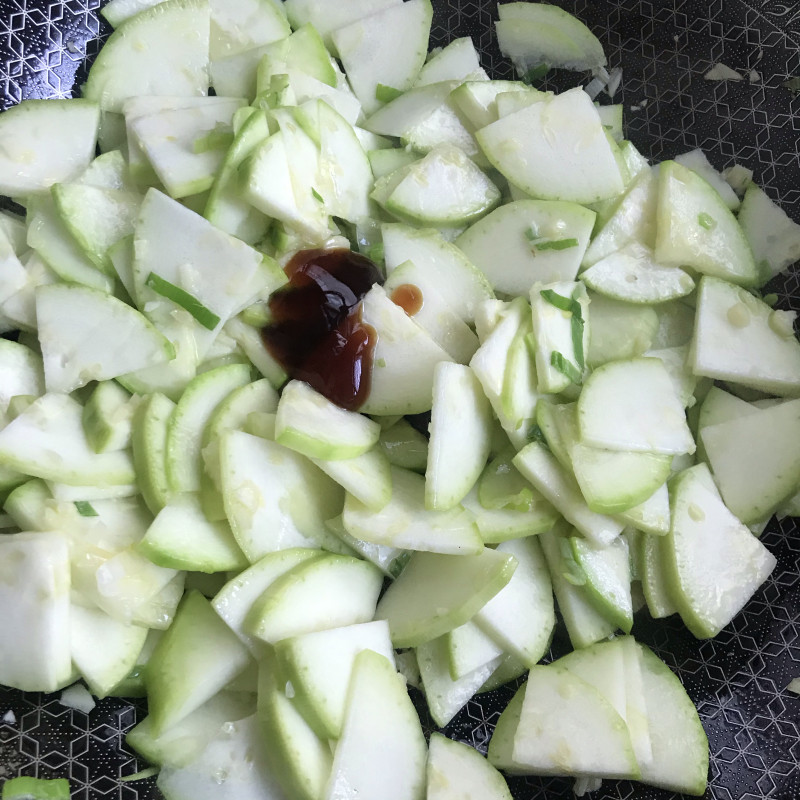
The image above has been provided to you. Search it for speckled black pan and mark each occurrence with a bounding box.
[0,2,798,798]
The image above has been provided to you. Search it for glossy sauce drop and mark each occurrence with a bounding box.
[390,283,424,316]
[261,248,382,411]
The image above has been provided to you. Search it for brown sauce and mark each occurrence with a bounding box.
[390,283,424,316]
[261,248,382,411]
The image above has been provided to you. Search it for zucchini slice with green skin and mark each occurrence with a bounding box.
[275,379,381,460]
[0,100,100,196]
[85,0,211,114]
[655,160,758,286]
[36,284,174,395]
[664,464,777,639]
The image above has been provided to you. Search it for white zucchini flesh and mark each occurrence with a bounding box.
[674,148,740,211]
[332,0,433,115]
[473,536,554,667]
[416,38,485,86]
[208,0,291,60]
[639,531,678,619]
[274,619,395,739]
[691,275,800,397]
[26,195,115,293]
[219,430,344,560]
[157,714,284,800]
[128,691,254,770]
[578,358,696,455]
[581,167,659,267]
[145,590,253,736]
[425,362,493,511]
[138,492,248,573]
[0,393,136,486]
[496,1,606,71]
[512,664,640,780]
[84,0,211,113]
[364,81,459,138]
[0,532,72,693]
[618,482,671,536]
[70,604,148,698]
[133,189,271,358]
[36,283,174,394]
[665,464,777,639]
[382,260,480,363]
[359,285,455,415]
[311,99,373,224]
[275,379,380,460]
[581,242,695,304]
[654,160,757,286]
[284,0,401,52]
[450,79,532,130]
[417,635,503,727]
[636,643,709,795]
[204,109,272,244]
[513,443,625,547]
[476,87,626,204]
[166,363,251,494]
[311,447,393,512]
[245,554,383,644]
[401,99,484,164]
[570,535,633,633]
[382,144,501,228]
[447,620,504,680]
[701,398,800,524]
[212,548,322,653]
[487,684,528,774]
[738,183,800,282]
[51,183,142,271]
[324,650,427,800]
[0,340,44,414]
[456,199,596,294]
[0,100,99,196]
[129,99,244,199]
[426,733,512,800]
[382,223,495,324]
[586,292,659,366]
[257,655,334,800]
[538,525,619,650]
[343,465,482,555]
[375,549,518,648]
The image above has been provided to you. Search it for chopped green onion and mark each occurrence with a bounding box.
[145,272,222,332]
[540,289,577,313]
[522,63,549,83]
[697,212,716,230]
[312,187,324,203]
[192,129,234,154]
[375,83,403,103]
[2,776,71,800]
[74,501,98,517]
[540,289,585,370]
[763,293,779,307]
[534,238,579,251]
[524,224,540,242]
[551,350,583,385]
